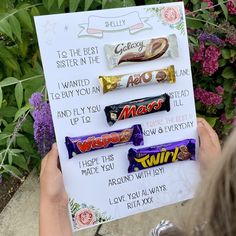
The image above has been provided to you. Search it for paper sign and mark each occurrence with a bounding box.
[35,2,200,231]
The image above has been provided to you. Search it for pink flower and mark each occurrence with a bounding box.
[75,208,96,227]
[202,45,221,75]
[193,42,205,62]
[227,0,236,15]
[215,86,224,95]
[234,97,236,105]
[161,7,181,24]
[202,60,219,75]
[225,35,236,46]
[195,87,223,105]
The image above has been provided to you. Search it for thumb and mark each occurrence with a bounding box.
[47,143,59,168]
[197,121,211,148]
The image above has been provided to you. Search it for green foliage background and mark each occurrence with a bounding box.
[0,0,235,180]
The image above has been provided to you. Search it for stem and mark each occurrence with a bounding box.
[186,1,229,15]
[0,3,43,23]
[0,110,31,179]
[186,16,226,31]
[1,75,44,88]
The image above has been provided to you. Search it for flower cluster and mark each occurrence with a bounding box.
[215,85,224,95]
[226,0,236,15]
[193,44,219,72]
[194,87,223,105]
[220,114,236,126]
[29,92,55,157]
[193,43,221,75]
[198,32,224,45]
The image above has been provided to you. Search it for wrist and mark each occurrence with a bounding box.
[40,194,69,210]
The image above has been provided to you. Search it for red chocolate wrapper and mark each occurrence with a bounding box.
[104,93,170,126]
[128,139,196,173]
[65,124,143,158]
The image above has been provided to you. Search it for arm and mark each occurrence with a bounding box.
[39,144,73,236]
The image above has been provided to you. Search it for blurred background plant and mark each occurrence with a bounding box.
[0,0,235,181]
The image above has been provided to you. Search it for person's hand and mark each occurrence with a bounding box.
[40,143,68,208]
[197,118,221,173]
[39,144,73,236]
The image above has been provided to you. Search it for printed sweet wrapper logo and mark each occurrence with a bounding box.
[78,12,152,38]
[69,198,112,230]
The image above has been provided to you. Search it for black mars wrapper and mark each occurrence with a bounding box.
[104,93,170,126]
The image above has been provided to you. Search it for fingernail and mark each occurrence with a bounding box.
[52,143,57,149]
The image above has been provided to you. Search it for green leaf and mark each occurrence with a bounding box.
[0,18,13,39]
[0,87,2,109]
[14,103,31,122]
[8,152,12,165]
[8,15,22,42]
[222,66,236,79]
[12,154,29,171]
[31,6,40,16]
[218,59,227,67]
[186,18,204,29]
[58,0,64,8]
[222,49,231,59]
[70,0,80,12]
[0,77,19,87]
[224,79,234,92]
[48,0,55,9]
[16,135,35,154]
[205,117,217,127]
[2,164,22,178]
[22,117,34,134]
[0,133,11,141]
[85,0,93,10]
[218,0,228,20]
[15,83,23,109]
[0,106,18,118]
[16,10,34,33]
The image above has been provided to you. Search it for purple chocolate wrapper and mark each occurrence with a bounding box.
[65,124,143,158]
[128,139,196,172]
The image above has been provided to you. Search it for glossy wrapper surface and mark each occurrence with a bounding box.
[104,34,178,68]
[104,93,170,126]
[65,124,144,158]
[99,65,176,94]
[128,139,196,172]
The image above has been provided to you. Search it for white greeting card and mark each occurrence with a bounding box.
[35,2,200,231]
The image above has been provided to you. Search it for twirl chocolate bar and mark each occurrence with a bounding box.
[104,93,170,126]
[65,124,143,158]
[99,65,176,94]
[128,139,196,173]
[104,34,178,68]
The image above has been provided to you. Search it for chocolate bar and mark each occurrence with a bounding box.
[65,124,143,158]
[104,34,178,68]
[105,93,170,126]
[99,65,176,94]
[128,139,196,173]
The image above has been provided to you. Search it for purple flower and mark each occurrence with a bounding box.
[29,92,55,157]
[29,92,43,108]
[199,32,224,45]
